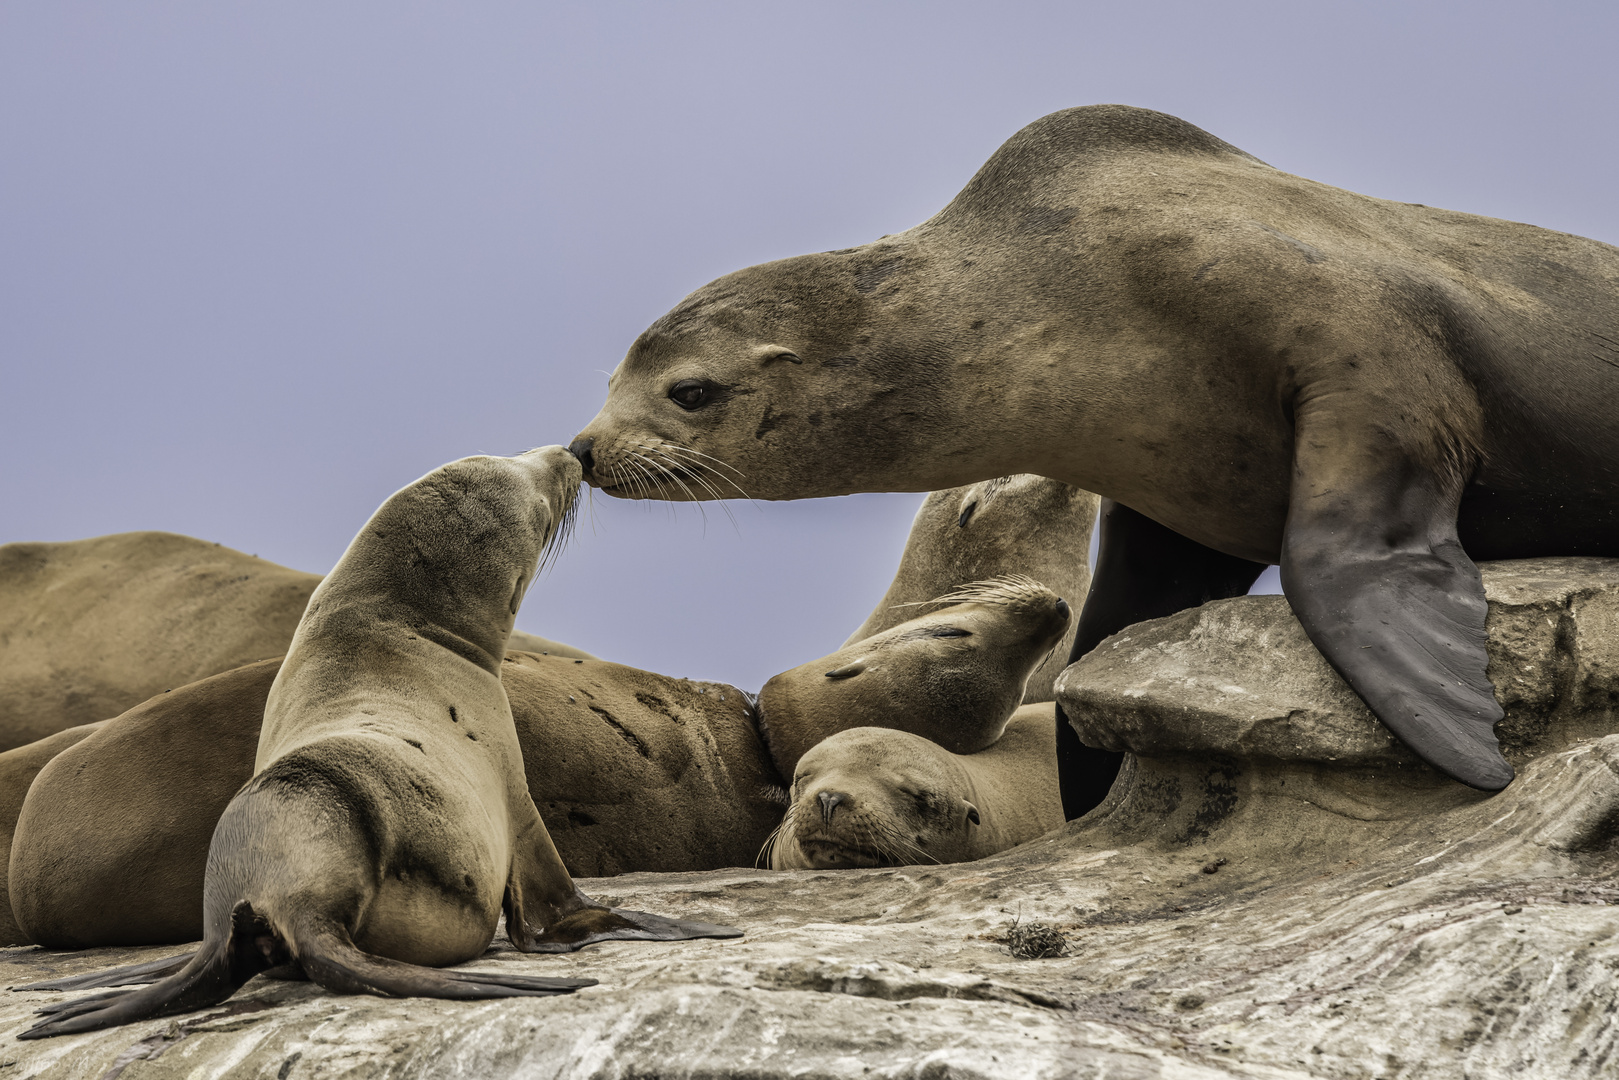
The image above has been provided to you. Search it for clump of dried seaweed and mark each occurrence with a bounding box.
[1001,916,1070,960]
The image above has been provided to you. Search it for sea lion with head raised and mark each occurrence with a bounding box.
[847,474,1098,705]
[19,447,737,1040]
[570,104,1619,809]
[757,576,1069,779]
[766,704,1063,870]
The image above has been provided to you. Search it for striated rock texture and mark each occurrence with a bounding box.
[2,557,1616,1076]
[0,532,595,750]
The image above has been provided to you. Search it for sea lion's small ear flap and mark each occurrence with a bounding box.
[965,803,981,826]
[957,497,978,528]
[824,659,867,680]
[753,344,803,365]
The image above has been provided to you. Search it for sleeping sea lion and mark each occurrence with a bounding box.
[19,447,735,1040]
[756,576,1070,779]
[568,103,1619,806]
[766,704,1063,869]
[0,531,592,750]
[846,474,1098,705]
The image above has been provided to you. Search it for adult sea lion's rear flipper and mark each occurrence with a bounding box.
[296,930,595,999]
[14,951,196,992]
[1281,407,1512,791]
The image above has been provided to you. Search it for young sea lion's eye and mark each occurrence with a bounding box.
[668,380,710,410]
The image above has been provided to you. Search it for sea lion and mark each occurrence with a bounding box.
[569,103,1619,805]
[19,447,735,1040]
[0,531,593,750]
[766,704,1063,869]
[846,474,1098,705]
[0,722,106,945]
[757,576,1070,779]
[9,653,779,950]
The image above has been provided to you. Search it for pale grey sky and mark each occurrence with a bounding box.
[5,2,1616,689]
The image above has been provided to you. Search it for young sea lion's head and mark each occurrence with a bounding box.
[766,726,983,870]
[568,244,988,502]
[755,575,1070,778]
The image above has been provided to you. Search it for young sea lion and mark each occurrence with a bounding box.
[19,447,737,1040]
[756,576,1070,779]
[846,474,1098,705]
[569,104,1619,803]
[765,705,1063,870]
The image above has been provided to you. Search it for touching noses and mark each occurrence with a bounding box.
[567,437,595,476]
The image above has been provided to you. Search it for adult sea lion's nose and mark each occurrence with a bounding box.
[566,437,595,476]
[817,790,849,822]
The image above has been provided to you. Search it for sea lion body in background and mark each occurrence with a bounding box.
[0,722,105,944]
[0,531,593,750]
[767,705,1062,870]
[757,576,1069,779]
[10,652,779,949]
[571,103,1619,802]
[847,474,1098,705]
[21,448,735,1040]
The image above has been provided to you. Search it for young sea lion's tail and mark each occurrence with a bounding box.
[18,900,279,1039]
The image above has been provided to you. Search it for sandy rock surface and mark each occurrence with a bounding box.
[3,558,1617,1077]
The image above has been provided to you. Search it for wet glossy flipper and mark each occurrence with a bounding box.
[1282,407,1512,791]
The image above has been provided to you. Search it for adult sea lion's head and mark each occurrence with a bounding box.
[766,726,983,870]
[755,575,1070,777]
[567,245,989,501]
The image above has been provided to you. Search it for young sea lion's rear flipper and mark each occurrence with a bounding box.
[14,951,197,992]
[1281,405,1513,791]
[295,929,594,998]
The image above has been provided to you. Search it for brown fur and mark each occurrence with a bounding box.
[767,705,1063,870]
[9,653,778,948]
[758,576,1069,778]
[846,475,1097,705]
[0,531,593,751]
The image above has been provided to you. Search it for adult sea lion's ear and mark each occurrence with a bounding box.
[753,344,803,365]
[965,803,981,826]
[824,659,868,680]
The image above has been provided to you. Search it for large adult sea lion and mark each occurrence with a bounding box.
[766,704,1063,870]
[569,104,1619,807]
[846,474,1098,705]
[20,448,735,1040]
[757,576,1070,778]
[0,722,105,945]
[0,531,592,750]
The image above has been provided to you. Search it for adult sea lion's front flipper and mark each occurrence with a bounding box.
[1281,405,1512,791]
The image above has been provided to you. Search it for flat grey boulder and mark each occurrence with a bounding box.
[1056,557,1619,771]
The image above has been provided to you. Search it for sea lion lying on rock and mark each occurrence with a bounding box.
[846,475,1098,706]
[757,575,1070,778]
[8,651,779,948]
[570,103,1619,804]
[19,447,736,1040]
[0,531,593,751]
[766,704,1063,869]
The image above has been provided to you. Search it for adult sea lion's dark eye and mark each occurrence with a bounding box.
[932,627,971,638]
[668,380,710,410]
